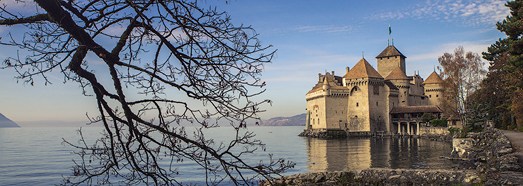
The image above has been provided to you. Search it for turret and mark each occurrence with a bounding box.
[423,71,444,107]
[376,45,406,78]
[322,75,330,90]
[385,66,410,106]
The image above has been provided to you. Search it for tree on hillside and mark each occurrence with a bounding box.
[0,1,293,185]
[438,46,486,124]
[475,0,523,130]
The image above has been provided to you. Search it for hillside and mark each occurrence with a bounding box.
[0,113,20,127]
[262,113,306,126]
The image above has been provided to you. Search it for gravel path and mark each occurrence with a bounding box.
[501,130,523,168]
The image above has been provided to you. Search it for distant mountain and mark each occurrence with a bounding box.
[0,113,20,128]
[262,113,306,126]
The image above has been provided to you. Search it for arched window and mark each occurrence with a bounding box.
[350,86,360,96]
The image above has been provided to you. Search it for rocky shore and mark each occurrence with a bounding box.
[452,128,523,185]
[298,129,347,138]
[261,169,480,185]
[267,128,523,185]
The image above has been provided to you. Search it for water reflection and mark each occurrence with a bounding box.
[307,137,454,172]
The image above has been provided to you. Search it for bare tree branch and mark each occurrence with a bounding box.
[0,0,294,185]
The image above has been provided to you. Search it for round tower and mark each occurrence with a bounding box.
[423,71,444,107]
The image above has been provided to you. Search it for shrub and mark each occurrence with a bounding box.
[430,119,448,127]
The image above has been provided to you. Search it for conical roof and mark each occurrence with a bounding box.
[344,58,383,79]
[376,45,406,58]
[424,71,444,84]
[385,66,408,80]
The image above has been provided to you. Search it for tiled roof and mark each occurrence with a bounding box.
[385,66,408,80]
[307,74,346,94]
[376,45,406,58]
[384,80,399,90]
[344,58,383,79]
[390,106,443,114]
[424,71,444,84]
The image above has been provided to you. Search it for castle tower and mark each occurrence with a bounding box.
[344,58,386,134]
[305,72,349,130]
[385,66,410,107]
[376,45,406,78]
[423,71,444,107]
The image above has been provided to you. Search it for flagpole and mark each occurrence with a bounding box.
[388,24,392,46]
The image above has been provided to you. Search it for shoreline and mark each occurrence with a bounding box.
[267,128,523,185]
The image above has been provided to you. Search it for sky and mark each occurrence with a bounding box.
[0,0,511,126]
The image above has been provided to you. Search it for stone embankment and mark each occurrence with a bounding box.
[453,128,523,185]
[261,169,480,186]
[298,129,347,138]
[270,128,523,185]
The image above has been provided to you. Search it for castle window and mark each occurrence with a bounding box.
[376,102,379,106]
[429,95,432,98]
[373,85,379,95]
[436,95,439,97]
[356,102,359,107]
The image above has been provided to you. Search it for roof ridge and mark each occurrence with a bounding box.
[385,66,408,80]
[344,58,383,79]
[424,71,444,84]
[376,45,406,58]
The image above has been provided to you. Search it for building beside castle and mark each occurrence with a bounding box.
[305,44,446,136]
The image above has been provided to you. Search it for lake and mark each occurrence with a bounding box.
[0,126,456,185]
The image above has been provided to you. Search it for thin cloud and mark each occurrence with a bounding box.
[409,41,491,63]
[370,0,509,26]
[0,0,40,14]
[294,25,354,33]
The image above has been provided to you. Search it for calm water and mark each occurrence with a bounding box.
[0,126,455,185]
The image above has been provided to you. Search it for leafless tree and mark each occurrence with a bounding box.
[438,46,486,124]
[0,0,294,185]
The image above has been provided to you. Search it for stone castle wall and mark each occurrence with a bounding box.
[377,56,405,77]
[419,126,449,136]
[325,94,348,129]
[347,83,371,132]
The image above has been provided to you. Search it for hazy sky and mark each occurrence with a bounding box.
[0,0,509,124]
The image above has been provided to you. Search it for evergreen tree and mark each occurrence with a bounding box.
[478,0,523,129]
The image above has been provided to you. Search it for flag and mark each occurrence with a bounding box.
[388,25,391,35]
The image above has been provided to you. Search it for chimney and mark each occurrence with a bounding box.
[346,66,350,74]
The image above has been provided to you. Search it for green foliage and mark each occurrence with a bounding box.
[466,122,484,133]
[518,126,523,132]
[430,119,447,127]
[473,0,523,130]
[421,113,434,123]
[448,127,466,138]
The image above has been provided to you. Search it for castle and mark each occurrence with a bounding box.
[305,44,446,136]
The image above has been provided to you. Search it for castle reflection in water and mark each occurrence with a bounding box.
[306,138,454,172]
